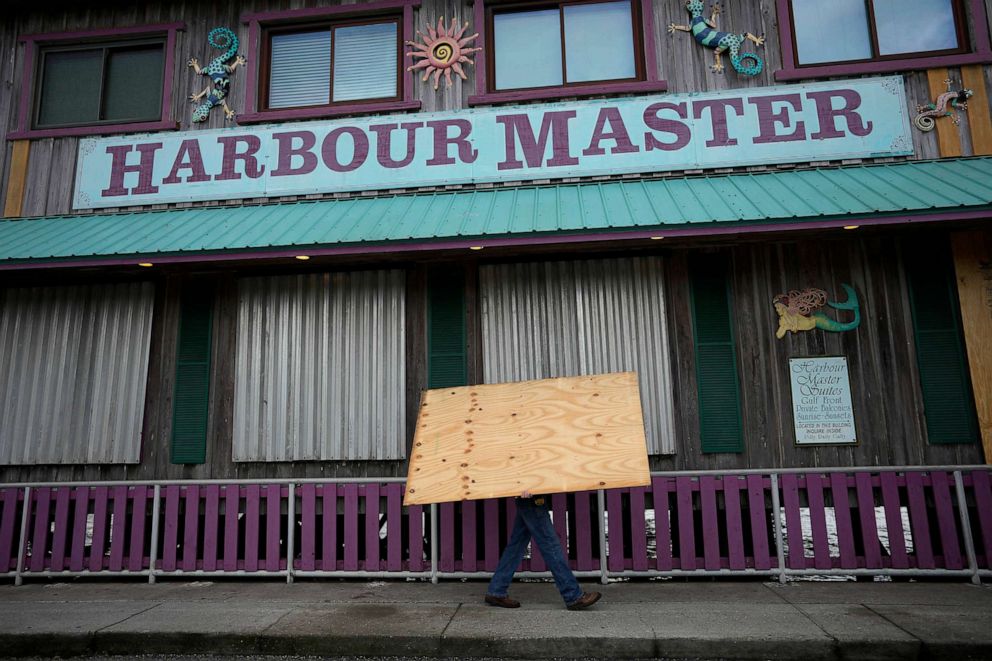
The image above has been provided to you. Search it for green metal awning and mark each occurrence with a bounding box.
[2,157,991,268]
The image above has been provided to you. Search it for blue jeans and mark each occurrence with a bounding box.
[486,497,583,605]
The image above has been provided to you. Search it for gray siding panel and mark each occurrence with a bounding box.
[233,270,406,462]
[0,282,155,464]
[480,257,676,455]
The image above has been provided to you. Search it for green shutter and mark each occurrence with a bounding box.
[689,255,744,453]
[428,267,468,389]
[905,240,978,444]
[171,285,214,464]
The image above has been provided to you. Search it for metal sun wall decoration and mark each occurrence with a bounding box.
[773,284,861,340]
[188,27,246,122]
[915,79,973,132]
[668,0,764,75]
[406,17,481,90]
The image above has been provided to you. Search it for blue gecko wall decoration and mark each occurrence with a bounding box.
[668,0,764,76]
[188,27,246,122]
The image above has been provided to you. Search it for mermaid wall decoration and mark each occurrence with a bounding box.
[773,284,861,339]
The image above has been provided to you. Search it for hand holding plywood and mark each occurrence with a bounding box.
[404,372,650,505]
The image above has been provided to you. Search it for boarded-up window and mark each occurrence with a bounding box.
[0,282,155,464]
[480,257,676,455]
[233,271,405,461]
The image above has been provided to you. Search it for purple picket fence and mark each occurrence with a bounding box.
[604,475,779,574]
[3,467,991,583]
[775,469,982,574]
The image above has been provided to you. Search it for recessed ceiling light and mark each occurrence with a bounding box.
[843,225,860,230]
[295,255,311,260]
[649,236,665,240]
[469,246,484,251]
[137,262,153,267]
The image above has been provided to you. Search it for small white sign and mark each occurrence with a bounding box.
[789,356,857,445]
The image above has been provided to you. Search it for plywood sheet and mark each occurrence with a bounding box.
[951,230,992,463]
[404,372,650,505]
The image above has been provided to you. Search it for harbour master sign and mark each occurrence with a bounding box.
[73,77,912,209]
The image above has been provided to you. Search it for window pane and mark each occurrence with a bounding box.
[791,0,871,64]
[563,1,636,83]
[269,30,331,109]
[493,9,563,90]
[103,46,164,121]
[37,49,102,126]
[333,22,398,102]
[874,0,958,55]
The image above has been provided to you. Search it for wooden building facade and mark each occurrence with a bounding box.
[1,0,991,484]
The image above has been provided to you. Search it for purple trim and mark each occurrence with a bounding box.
[403,3,415,103]
[11,22,184,140]
[3,209,988,272]
[243,18,260,115]
[470,0,667,105]
[14,40,34,138]
[7,120,177,141]
[468,80,668,106]
[237,101,422,125]
[640,0,660,83]
[774,0,992,80]
[776,52,992,81]
[240,0,420,118]
[241,0,421,24]
[16,21,185,44]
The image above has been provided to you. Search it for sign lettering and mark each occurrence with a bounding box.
[74,77,912,209]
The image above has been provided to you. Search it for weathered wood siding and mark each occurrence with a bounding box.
[1,0,990,215]
[660,232,985,471]
[0,229,983,482]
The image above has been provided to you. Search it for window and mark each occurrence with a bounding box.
[479,258,677,455]
[238,0,422,122]
[469,0,665,104]
[35,40,165,129]
[776,0,992,80]
[490,0,640,91]
[0,282,155,465]
[232,271,406,461]
[262,19,400,110]
[10,23,182,139]
[791,0,963,65]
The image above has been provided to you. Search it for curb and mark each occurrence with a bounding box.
[3,631,990,660]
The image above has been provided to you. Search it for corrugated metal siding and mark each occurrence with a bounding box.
[0,282,155,464]
[480,257,676,455]
[233,270,406,461]
[3,158,992,263]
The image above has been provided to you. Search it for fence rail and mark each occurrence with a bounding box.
[2,466,990,585]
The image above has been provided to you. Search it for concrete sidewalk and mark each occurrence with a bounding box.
[0,579,990,660]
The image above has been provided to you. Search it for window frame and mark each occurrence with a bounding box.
[469,0,665,106]
[9,23,182,140]
[259,16,403,113]
[775,0,992,80]
[33,38,167,130]
[239,0,421,124]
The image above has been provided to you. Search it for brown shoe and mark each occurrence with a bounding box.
[485,594,521,608]
[566,591,602,610]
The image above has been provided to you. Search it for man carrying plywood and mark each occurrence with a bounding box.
[405,372,651,609]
